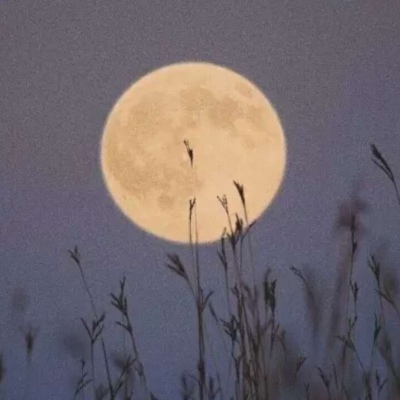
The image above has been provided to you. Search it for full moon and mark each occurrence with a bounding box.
[100,62,286,244]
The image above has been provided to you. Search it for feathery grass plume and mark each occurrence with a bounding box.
[184,139,194,167]
[217,230,232,320]
[166,254,191,285]
[371,144,395,181]
[216,194,254,398]
[69,246,114,398]
[371,143,400,206]
[165,253,197,308]
[217,195,233,236]
[218,193,258,399]
[233,181,246,209]
[110,277,151,399]
[233,179,259,318]
[369,254,400,327]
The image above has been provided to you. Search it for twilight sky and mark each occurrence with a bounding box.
[1,1,400,399]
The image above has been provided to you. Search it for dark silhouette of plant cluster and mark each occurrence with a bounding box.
[1,142,399,400]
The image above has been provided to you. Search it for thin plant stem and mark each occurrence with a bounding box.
[69,249,114,399]
[184,139,206,400]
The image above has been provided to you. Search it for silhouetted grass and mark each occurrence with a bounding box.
[1,142,400,400]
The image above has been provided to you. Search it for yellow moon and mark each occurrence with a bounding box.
[100,62,286,244]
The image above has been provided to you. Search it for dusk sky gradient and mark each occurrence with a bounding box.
[1,1,400,399]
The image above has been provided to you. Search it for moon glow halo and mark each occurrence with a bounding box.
[100,62,286,244]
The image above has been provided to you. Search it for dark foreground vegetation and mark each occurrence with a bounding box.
[2,143,400,400]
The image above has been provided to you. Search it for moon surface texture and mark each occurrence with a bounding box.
[100,62,286,244]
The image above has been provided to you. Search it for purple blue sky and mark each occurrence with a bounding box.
[1,1,400,399]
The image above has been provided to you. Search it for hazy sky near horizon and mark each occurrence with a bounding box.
[1,1,400,399]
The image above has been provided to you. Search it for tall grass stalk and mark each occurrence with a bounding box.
[184,139,207,400]
[69,247,114,399]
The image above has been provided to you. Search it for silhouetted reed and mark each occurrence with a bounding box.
[370,143,400,206]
